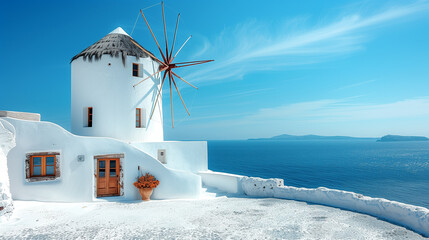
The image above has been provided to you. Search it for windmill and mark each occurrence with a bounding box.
[132,2,213,128]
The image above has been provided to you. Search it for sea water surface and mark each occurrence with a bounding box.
[208,140,429,209]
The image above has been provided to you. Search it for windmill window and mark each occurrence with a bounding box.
[132,63,139,77]
[136,108,141,128]
[132,63,143,77]
[88,107,93,127]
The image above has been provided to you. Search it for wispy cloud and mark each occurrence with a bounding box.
[176,96,429,125]
[188,35,211,59]
[182,1,429,84]
[167,97,429,139]
[218,88,274,99]
[246,97,429,122]
[334,79,376,91]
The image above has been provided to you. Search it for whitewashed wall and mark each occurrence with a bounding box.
[131,141,208,172]
[199,171,243,194]
[4,118,201,202]
[71,54,163,142]
[0,119,16,221]
[200,171,429,237]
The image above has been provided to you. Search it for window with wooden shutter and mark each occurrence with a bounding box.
[132,63,143,77]
[136,108,141,128]
[88,107,93,127]
[132,63,139,77]
[30,155,56,177]
[25,152,61,182]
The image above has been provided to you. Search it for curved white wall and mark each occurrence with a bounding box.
[131,141,208,172]
[0,119,16,221]
[199,171,429,237]
[4,118,200,202]
[71,55,163,142]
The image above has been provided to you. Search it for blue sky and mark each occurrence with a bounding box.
[1,0,429,140]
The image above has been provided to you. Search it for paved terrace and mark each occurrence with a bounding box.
[0,196,425,239]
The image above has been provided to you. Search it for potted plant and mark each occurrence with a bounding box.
[133,172,160,201]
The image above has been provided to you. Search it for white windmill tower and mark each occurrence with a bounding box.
[71,27,164,142]
[71,2,213,142]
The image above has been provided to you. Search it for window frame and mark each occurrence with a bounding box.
[30,155,56,177]
[132,63,139,77]
[25,152,61,182]
[136,108,141,128]
[94,153,124,197]
[88,107,93,127]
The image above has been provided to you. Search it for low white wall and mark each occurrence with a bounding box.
[199,171,244,194]
[4,118,201,202]
[200,171,429,237]
[0,119,16,221]
[0,111,40,121]
[132,141,208,173]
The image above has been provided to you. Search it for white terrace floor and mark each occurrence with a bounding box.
[0,195,425,239]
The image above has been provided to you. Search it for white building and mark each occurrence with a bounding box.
[0,28,208,204]
[71,27,163,142]
[0,119,15,220]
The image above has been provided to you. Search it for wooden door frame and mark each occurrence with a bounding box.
[96,158,119,197]
[94,154,124,198]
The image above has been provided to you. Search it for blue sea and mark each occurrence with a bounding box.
[208,140,429,209]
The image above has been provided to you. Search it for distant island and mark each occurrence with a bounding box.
[249,134,377,141]
[249,134,429,142]
[377,135,429,142]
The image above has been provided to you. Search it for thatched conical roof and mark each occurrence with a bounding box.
[71,27,155,65]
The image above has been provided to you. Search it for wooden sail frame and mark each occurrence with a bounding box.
[133,2,213,127]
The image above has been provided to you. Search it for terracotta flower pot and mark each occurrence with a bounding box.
[138,188,153,201]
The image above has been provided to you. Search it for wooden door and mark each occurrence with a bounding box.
[97,158,119,197]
